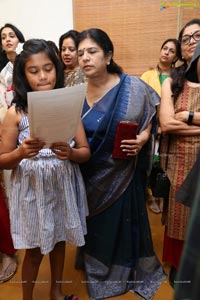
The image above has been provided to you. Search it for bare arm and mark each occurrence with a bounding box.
[159,78,200,135]
[0,106,45,169]
[175,110,200,126]
[50,119,90,163]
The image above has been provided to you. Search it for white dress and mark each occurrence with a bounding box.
[9,115,88,254]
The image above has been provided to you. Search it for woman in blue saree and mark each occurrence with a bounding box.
[76,28,166,300]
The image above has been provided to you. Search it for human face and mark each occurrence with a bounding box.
[61,37,78,71]
[25,52,56,91]
[77,38,111,78]
[181,24,200,63]
[1,27,19,54]
[159,41,177,66]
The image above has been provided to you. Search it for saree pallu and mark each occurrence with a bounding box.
[80,74,166,300]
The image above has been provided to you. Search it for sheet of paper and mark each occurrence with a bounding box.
[28,84,87,147]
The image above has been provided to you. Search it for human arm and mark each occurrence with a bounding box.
[175,110,200,125]
[0,106,45,169]
[159,78,200,135]
[120,122,152,156]
[50,119,90,163]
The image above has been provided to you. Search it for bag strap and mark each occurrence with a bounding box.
[158,134,171,171]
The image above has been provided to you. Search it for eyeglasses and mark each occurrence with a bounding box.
[181,30,200,45]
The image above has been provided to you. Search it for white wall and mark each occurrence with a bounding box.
[0,0,73,45]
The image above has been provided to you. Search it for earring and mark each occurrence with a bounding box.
[107,61,110,65]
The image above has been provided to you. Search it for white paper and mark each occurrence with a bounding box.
[28,84,87,147]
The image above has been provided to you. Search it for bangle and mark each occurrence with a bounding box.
[188,111,194,125]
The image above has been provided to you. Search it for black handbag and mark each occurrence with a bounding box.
[149,135,171,199]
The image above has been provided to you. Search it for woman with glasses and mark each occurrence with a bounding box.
[159,18,200,288]
[141,38,180,214]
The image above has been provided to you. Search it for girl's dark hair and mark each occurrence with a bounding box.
[0,23,25,46]
[77,28,123,74]
[47,40,59,56]
[12,39,64,112]
[171,18,200,101]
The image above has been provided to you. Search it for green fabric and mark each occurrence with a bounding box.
[159,74,169,85]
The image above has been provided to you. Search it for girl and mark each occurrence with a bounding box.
[0,39,90,300]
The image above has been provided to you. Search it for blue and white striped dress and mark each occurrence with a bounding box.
[8,115,88,254]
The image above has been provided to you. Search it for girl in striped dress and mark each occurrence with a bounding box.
[0,39,90,300]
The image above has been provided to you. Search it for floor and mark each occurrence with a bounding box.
[0,207,174,300]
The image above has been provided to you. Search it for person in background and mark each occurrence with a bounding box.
[59,29,86,87]
[0,39,90,300]
[159,18,200,288]
[141,38,180,214]
[0,22,25,284]
[0,23,25,107]
[76,28,166,300]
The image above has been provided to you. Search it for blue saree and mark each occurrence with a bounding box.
[80,74,166,299]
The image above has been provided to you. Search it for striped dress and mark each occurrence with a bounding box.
[8,115,88,254]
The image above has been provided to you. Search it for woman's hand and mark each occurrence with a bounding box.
[120,123,151,156]
[50,142,72,160]
[19,137,45,158]
[120,136,143,156]
[175,111,188,123]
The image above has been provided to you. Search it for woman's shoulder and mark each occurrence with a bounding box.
[141,68,158,79]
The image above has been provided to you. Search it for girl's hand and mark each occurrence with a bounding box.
[50,142,72,160]
[19,137,45,158]
[120,136,142,156]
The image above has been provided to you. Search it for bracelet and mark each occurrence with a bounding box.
[188,111,194,125]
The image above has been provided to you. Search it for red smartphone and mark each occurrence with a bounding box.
[112,121,138,159]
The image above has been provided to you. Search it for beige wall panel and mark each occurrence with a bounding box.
[73,0,200,76]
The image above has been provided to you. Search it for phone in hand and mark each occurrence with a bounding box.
[112,121,138,159]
